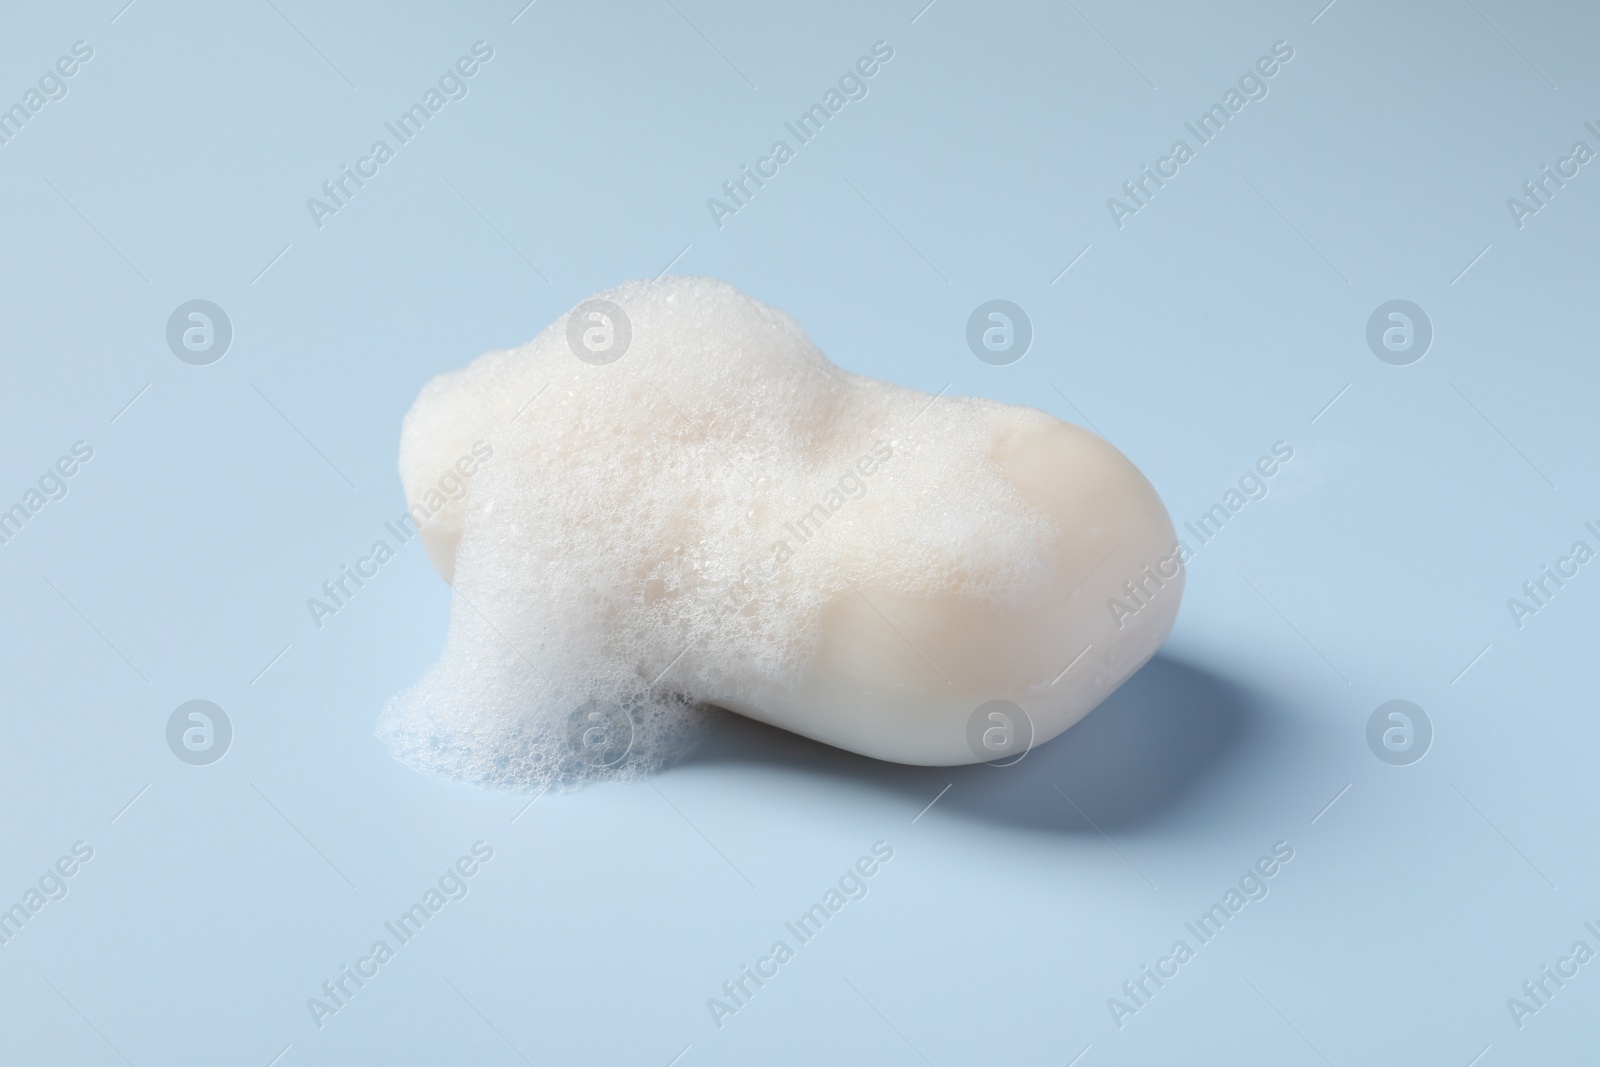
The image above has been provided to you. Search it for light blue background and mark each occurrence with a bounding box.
[1,1,1596,1063]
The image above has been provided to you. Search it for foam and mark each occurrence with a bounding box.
[380,277,1182,790]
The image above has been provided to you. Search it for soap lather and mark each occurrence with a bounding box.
[380,277,1183,789]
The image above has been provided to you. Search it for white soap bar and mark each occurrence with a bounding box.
[380,278,1182,789]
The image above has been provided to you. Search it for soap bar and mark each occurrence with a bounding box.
[380,278,1182,789]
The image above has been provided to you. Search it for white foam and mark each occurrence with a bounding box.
[380,277,1181,789]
